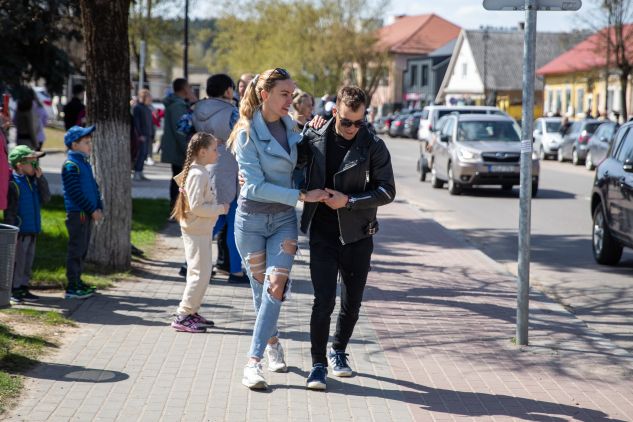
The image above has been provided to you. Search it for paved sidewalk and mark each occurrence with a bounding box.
[6,200,633,421]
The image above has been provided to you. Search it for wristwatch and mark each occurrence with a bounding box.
[345,196,355,210]
[299,189,307,202]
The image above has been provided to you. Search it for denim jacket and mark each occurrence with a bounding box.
[235,110,302,206]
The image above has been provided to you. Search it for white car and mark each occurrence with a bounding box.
[533,117,563,160]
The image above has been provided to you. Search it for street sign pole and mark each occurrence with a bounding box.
[482,0,581,346]
[516,0,537,346]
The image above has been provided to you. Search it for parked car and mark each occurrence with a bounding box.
[585,121,619,170]
[416,105,507,142]
[373,116,389,134]
[417,114,451,182]
[404,112,423,138]
[388,114,408,138]
[590,121,633,265]
[533,117,563,160]
[430,114,540,196]
[557,119,602,165]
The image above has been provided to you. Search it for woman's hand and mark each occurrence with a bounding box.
[238,172,245,187]
[308,115,327,130]
[303,189,330,203]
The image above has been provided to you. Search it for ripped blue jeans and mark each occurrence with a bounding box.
[234,207,298,359]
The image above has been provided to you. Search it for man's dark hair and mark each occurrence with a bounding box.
[172,78,188,94]
[206,74,235,98]
[336,86,367,111]
[72,84,85,96]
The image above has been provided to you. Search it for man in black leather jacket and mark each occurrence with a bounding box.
[299,86,395,390]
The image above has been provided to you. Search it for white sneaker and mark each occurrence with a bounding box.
[242,363,267,389]
[145,157,154,166]
[265,342,288,372]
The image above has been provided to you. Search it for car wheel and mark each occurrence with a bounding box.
[419,159,427,182]
[585,151,595,171]
[431,161,443,189]
[592,205,623,265]
[539,147,546,161]
[557,148,564,162]
[501,184,513,191]
[447,165,462,195]
[572,148,581,166]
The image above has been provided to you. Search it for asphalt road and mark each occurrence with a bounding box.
[384,134,633,353]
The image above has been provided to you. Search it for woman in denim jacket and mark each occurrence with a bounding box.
[227,68,327,389]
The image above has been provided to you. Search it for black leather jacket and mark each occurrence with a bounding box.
[299,119,396,245]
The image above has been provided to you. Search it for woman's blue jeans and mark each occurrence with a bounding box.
[234,207,298,359]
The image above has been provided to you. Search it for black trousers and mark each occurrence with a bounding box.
[309,226,373,365]
[65,212,92,289]
[170,164,183,210]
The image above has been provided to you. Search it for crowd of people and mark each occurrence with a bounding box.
[0,68,396,392]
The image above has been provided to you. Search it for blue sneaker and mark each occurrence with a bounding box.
[65,288,94,299]
[328,349,353,377]
[306,363,327,390]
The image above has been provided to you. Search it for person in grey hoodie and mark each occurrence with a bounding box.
[192,74,247,283]
[161,78,195,211]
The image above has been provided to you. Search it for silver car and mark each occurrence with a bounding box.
[430,114,540,196]
[533,117,563,160]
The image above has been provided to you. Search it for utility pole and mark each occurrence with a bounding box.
[183,0,189,79]
[483,0,582,346]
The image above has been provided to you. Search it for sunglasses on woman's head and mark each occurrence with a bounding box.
[271,68,290,79]
[339,117,366,128]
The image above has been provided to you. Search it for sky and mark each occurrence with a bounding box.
[183,0,599,32]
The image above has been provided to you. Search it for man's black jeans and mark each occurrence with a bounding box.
[309,226,373,365]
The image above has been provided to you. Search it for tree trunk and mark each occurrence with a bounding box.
[620,72,628,122]
[79,0,132,271]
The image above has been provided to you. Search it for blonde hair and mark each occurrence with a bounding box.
[227,68,292,152]
[170,132,218,222]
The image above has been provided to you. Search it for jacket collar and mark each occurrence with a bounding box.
[68,150,90,162]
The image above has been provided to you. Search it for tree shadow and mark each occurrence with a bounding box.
[26,361,129,383]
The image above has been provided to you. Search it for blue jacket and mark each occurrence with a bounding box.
[4,172,50,234]
[61,151,103,214]
[235,110,302,206]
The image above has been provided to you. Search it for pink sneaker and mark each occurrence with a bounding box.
[192,313,215,328]
[171,314,206,333]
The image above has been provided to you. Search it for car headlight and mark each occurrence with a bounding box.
[457,148,481,162]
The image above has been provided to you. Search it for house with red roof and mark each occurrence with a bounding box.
[371,14,461,115]
[537,25,633,121]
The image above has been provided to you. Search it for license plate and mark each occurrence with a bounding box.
[489,165,517,173]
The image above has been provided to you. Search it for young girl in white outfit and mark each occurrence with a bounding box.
[171,132,229,333]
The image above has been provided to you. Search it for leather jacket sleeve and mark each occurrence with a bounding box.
[347,138,396,210]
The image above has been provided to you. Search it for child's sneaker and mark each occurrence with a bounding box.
[10,291,24,305]
[19,287,39,300]
[65,288,94,299]
[265,341,288,372]
[78,281,97,293]
[171,314,206,333]
[242,363,267,389]
[192,313,214,328]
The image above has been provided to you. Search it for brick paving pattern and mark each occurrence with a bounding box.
[5,200,633,421]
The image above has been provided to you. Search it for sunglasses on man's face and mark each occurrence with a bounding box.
[339,117,366,128]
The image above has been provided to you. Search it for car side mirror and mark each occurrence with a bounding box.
[624,159,633,173]
[600,136,608,143]
[533,129,541,137]
[440,134,449,143]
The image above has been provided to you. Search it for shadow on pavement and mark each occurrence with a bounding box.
[28,362,129,383]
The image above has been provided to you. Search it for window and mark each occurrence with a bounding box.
[462,63,468,78]
[565,88,572,112]
[422,65,429,86]
[555,90,562,113]
[611,128,629,159]
[456,121,521,142]
[607,89,615,112]
[410,65,418,87]
[615,129,633,162]
[442,118,455,139]
[576,88,584,114]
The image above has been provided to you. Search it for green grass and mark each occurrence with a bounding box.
[28,195,170,288]
[0,309,73,413]
[42,127,66,151]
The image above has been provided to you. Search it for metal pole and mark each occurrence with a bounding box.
[139,40,146,92]
[517,0,537,346]
[183,0,189,79]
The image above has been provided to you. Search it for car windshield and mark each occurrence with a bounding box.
[457,121,521,142]
[545,121,561,132]
[585,122,601,134]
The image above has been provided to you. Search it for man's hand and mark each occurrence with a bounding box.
[323,188,349,210]
[92,209,104,222]
[303,189,330,203]
[34,167,43,178]
[308,115,327,130]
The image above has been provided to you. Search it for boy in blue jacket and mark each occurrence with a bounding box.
[4,145,50,305]
[61,125,103,299]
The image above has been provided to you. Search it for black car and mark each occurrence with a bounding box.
[585,121,619,170]
[388,114,408,137]
[558,119,602,165]
[404,112,423,139]
[591,121,633,265]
